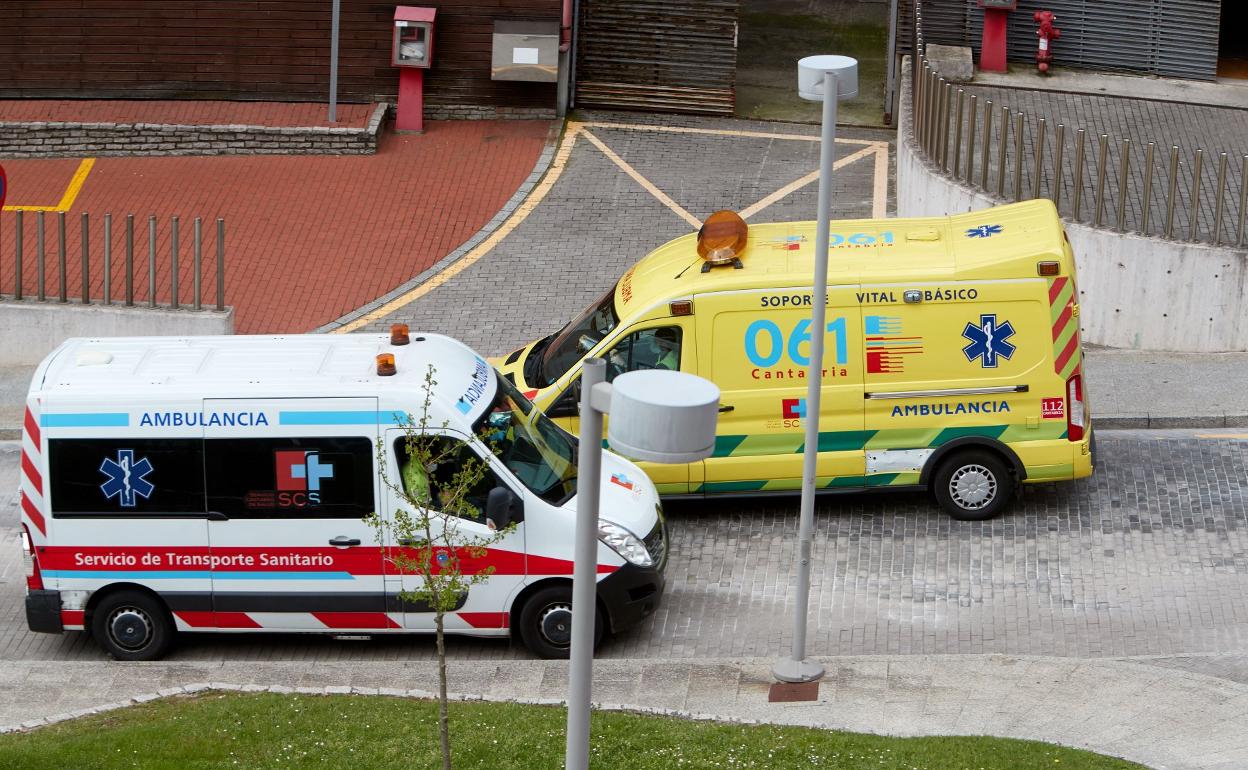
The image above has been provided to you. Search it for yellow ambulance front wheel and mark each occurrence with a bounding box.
[931,449,1018,521]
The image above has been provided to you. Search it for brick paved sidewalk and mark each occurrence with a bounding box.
[0,118,556,333]
[3,655,1246,769]
[0,99,377,128]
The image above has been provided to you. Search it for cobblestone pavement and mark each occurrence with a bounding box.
[931,82,1248,242]
[345,111,895,353]
[4,430,1247,664]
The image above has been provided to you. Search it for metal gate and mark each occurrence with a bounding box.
[574,0,740,115]
[917,0,1221,81]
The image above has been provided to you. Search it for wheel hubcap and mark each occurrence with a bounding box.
[108,608,152,651]
[538,603,573,648]
[950,465,997,509]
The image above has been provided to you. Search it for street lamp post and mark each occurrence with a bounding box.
[565,361,720,770]
[772,55,858,685]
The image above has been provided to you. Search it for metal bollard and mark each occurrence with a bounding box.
[1165,145,1179,239]
[996,106,1009,197]
[216,219,225,312]
[1013,112,1024,202]
[57,212,67,303]
[939,82,952,170]
[1053,124,1066,212]
[148,216,157,308]
[1072,129,1087,222]
[171,216,180,310]
[1033,118,1046,200]
[1093,134,1109,228]
[37,211,46,302]
[1116,139,1131,232]
[1212,152,1228,245]
[966,95,978,183]
[125,214,134,307]
[1189,149,1204,242]
[103,214,112,305]
[14,209,22,300]
[1141,143,1156,236]
[1239,155,1248,249]
[81,213,90,305]
[981,100,993,190]
[193,217,202,311]
[952,89,964,178]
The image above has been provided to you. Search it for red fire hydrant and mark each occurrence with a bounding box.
[1034,11,1060,73]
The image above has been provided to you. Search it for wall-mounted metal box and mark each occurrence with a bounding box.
[491,20,559,82]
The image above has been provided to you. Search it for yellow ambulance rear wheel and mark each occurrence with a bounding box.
[932,450,1016,520]
[90,590,175,661]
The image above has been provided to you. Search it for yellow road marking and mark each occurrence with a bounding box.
[580,128,702,229]
[1195,433,1248,439]
[873,145,889,219]
[2,158,96,212]
[332,126,584,334]
[577,120,882,146]
[738,145,878,220]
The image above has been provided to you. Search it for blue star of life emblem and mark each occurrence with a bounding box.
[966,224,1003,238]
[962,314,1017,368]
[99,449,155,507]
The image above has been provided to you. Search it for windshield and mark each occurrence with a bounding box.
[476,373,577,505]
[538,287,619,387]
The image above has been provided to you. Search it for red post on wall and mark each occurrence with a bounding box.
[392,7,436,133]
[977,0,1017,73]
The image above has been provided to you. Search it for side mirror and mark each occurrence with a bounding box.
[547,379,581,419]
[485,486,523,529]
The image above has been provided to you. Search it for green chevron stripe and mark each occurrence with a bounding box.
[712,434,748,457]
[654,482,689,495]
[998,423,1068,443]
[931,425,1009,445]
[733,433,804,456]
[865,428,943,449]
[798,430,878,453]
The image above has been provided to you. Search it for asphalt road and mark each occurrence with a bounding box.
[4,430,1246,664]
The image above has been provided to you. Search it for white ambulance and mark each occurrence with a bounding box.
[19,332,667,660]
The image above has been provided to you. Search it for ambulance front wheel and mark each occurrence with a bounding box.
[91,590,175,661]
[933,450,1015,520]
[517,585,603,659]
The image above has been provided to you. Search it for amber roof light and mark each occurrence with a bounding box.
[697,210,749,266]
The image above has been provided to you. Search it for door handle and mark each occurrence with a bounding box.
[718,404,735,413]
[328,536,361,547]
[206,511,229,521]
[399,537,427,547]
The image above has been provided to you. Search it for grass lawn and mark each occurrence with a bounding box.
[0,692,1147,769]
[736,11,890,126]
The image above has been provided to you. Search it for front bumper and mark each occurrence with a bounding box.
[597,562,665,635]
[26,589,63,634]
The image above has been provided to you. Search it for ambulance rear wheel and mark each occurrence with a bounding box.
[933,450,1014,520]
[518,585,603,659]
[91,590,174,661]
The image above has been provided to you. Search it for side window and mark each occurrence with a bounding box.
[49,438,205,516]
[205,437,374,519]
[605,326,682,381]
[547,378,581,418]
[394,435,502,525]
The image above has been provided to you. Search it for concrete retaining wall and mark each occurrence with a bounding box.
[0,104,388,158]
[0,301,233,366]
[897,69,1248,352]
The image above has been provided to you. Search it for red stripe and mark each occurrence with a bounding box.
[21,451,42,496]
[24,407,40,448]
[1048,276,1069,304]
[458,612,509,629]
[21,492,46,537]
[60,610,85,627]
[1054,331,1080,374]
[1051,302,1074,342]
[312,612,400,630]
[176,611,261,629]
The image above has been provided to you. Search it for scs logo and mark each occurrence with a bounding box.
[781,398,807,427]
[274,450,335,507]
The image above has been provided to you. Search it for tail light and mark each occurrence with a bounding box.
[1066,373,1086,442]
[20,524,43,591]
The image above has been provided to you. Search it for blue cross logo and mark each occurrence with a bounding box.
[99,449,155,507]
[966,224,1003,238]
[962,314,1017,368]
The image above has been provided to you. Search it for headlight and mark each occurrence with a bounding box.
[597,519,653,567]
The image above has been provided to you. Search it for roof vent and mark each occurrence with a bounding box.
[906,228,941,242]
[75,351,113,366]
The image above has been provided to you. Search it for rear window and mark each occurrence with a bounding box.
[49,438,205,516]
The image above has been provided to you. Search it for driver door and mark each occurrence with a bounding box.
[546,322,694,494]
[381,429,526,634]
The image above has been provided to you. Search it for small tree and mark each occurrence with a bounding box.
[368,365,513,770]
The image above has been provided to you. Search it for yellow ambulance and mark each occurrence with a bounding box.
[497,199,1093,519]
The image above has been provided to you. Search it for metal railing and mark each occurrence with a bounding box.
[910,4,1247,248]
[2,212,226,310]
